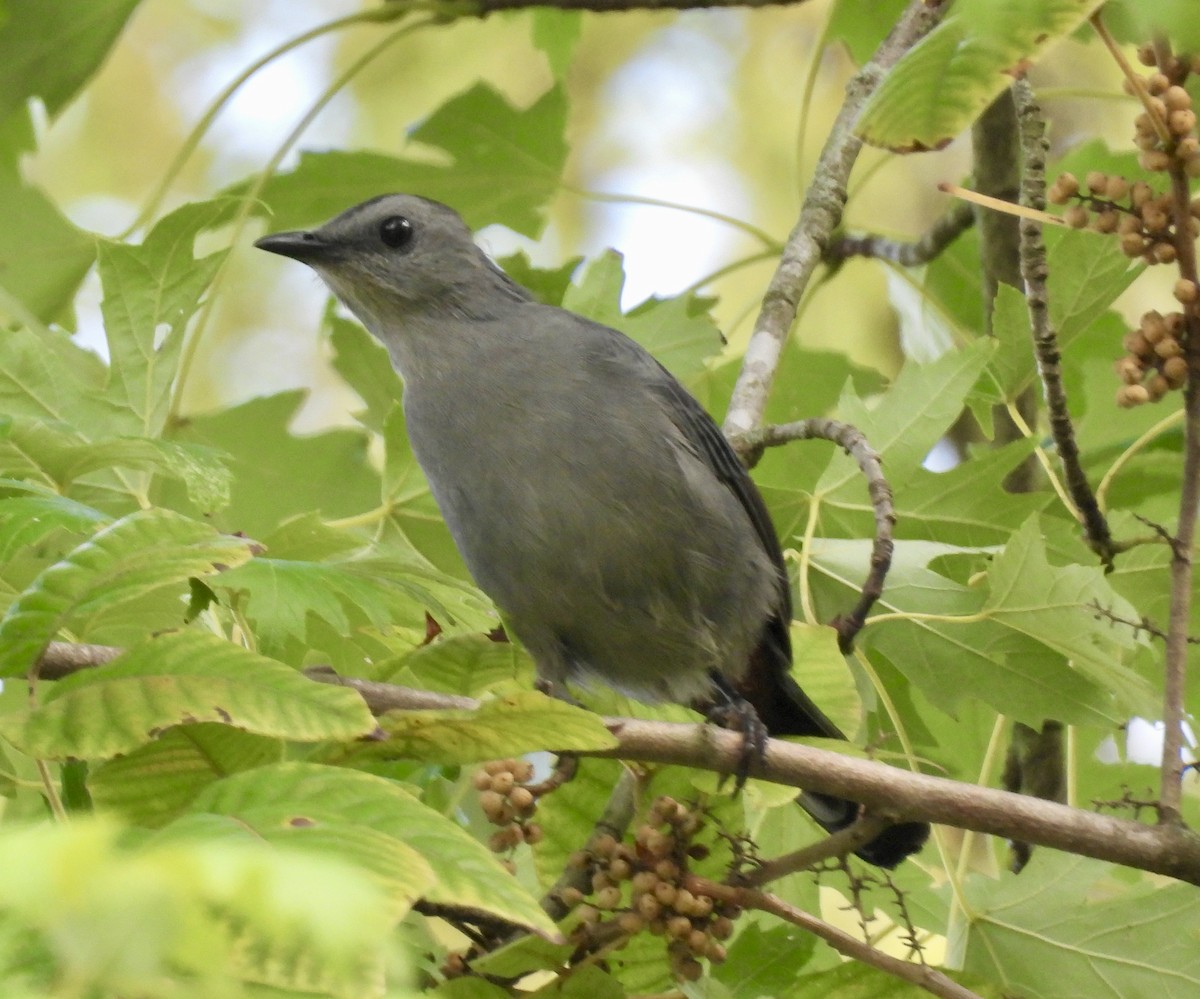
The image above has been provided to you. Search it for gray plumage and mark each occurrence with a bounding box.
[255,194,928,868]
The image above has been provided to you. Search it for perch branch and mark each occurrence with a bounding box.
[35,645,1200,885]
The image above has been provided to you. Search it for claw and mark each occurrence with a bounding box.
[702,671,769,793]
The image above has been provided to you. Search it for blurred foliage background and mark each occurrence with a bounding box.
[27,0,1134,428]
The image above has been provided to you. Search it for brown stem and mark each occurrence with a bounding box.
[1161,137,1200,829]
[735,417,893,649]
[691,877,983,999]
[825,201,975,267]
[1012,78,1115,565]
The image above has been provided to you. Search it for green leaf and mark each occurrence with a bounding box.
[367,690,619,764]
[529,9,582,78]
[89,723,284,826]
[982,516,1156,715]
[191,762,560,938]
[1,631,376,758]
[810,539,1124,726]
[857,0,1103,152]
[328,314,404,434]
[98,199,230,436]
[0,415,232,510]
[0,318,117,433]
[381,402,469,577]
[242,83,568,238]
[0,508,256,675]
[166,391,380,539]
[0,0,142,121]
[0,491,108,562]
[383,633,530,697]
[962,853,1200,998]
[818,341,995,497]
[1105,0,1200,54]
[789,624,860,736]
[560,250,724,383]
[826,0,910,64]
[213,552,492,653]
[0,165,96,321]
[894,439,1048,546]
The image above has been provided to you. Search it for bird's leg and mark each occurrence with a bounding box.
[701,671,769,793]
[533,676,582,787]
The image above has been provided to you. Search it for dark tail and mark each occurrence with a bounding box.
[739,634,930,869]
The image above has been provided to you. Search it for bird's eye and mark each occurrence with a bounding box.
[379,215,414,249]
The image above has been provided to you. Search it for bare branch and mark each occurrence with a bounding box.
[722,0,947,444]
[1012,77,1116,565]
[734,417,893,649]
[825,202,975,267]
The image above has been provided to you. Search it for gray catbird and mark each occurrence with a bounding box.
[256,194,928,868]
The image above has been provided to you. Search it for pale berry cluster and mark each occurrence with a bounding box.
[1051,44,1200,407]
[1116,308,1192,407]
[474,758,543,861]
[562,796,740,982]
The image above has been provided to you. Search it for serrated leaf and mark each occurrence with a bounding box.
[810,539,1124,726]
[0,491,108,562]
[962,853,1200,998]
[213,552,492,652]
[1,631,375,758]
[166,391,380,539]
[191,762,560,937]
[89,723,284,826]
[239,83,567,238]
[0,416,232,510]
[328,315,404,434]
[99,199,229,436]
[560,250,722,383]
[0,508,256,674]
[367,690,618,764]
[857,0,1103,152]
[0,320,116,430]
[383,634,530,697]
[817,341,994,498]
[982,517,1155,714]
[894,439,1048,546]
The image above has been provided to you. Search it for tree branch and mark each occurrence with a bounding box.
[1012,77,1115,565]
[691,877,982,999]
[825,201,975,267]
[734,417,894,649]
[722,0,946,444]
[38,644,1200,885]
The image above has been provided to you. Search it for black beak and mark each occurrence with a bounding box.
[254,230,338,264]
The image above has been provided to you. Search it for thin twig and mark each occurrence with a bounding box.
[825,202,975,266]
[734,418,894,649]
[690,877,983,999]
[722,0,946,443]
[1012,78,1116,565]
[741,813,893,886]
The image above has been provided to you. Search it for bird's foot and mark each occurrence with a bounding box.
[702,671,769,793]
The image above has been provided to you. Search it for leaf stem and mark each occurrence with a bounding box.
[1096,408,1184,513]
[166,17,435,427]
[125,7,407,237]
